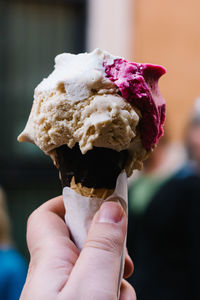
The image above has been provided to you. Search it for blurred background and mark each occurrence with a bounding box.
[0,0,200,295]
[0,0,86,259]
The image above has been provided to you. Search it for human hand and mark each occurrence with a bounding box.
[20,196,136,300]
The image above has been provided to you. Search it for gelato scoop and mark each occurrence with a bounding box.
[18,48,166,179]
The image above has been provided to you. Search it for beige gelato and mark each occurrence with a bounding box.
[18,48,148,176]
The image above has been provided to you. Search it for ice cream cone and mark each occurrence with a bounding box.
[17,49,166,300]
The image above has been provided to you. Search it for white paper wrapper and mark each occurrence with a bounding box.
[63,170,128,299]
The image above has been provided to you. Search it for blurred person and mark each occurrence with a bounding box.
[127,106,200,299]
[0,188,27,300]
[177,97,200,177]
[20,197,136,300]
[127,131,180,218]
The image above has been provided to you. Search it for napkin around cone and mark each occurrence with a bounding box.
[63,171,128,298]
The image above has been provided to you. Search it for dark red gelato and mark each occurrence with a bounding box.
[104,59,166,151]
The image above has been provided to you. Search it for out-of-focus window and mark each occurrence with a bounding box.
[0,0,86,159]
[0,0,86,258]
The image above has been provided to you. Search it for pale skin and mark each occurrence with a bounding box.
[20,197,136,300]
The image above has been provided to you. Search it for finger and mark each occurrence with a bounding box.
[27,196,69,258]
[124,249,134,279]
[120,280,137,300]
[63,201,127,298]
[23,196,79,297]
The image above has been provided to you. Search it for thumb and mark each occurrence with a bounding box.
[66,201,127,299]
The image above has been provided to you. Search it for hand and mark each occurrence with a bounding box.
[20,196,136,300]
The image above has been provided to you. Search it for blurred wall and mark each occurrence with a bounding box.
[133,0,200,141]
[87,0,134,59]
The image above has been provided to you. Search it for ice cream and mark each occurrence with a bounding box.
[18,48,166,184]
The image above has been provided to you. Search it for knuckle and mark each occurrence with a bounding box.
[85,230,123,255]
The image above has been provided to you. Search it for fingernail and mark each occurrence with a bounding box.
[97,201,124,224]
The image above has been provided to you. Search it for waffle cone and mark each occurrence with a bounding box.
[70,176,114,199]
